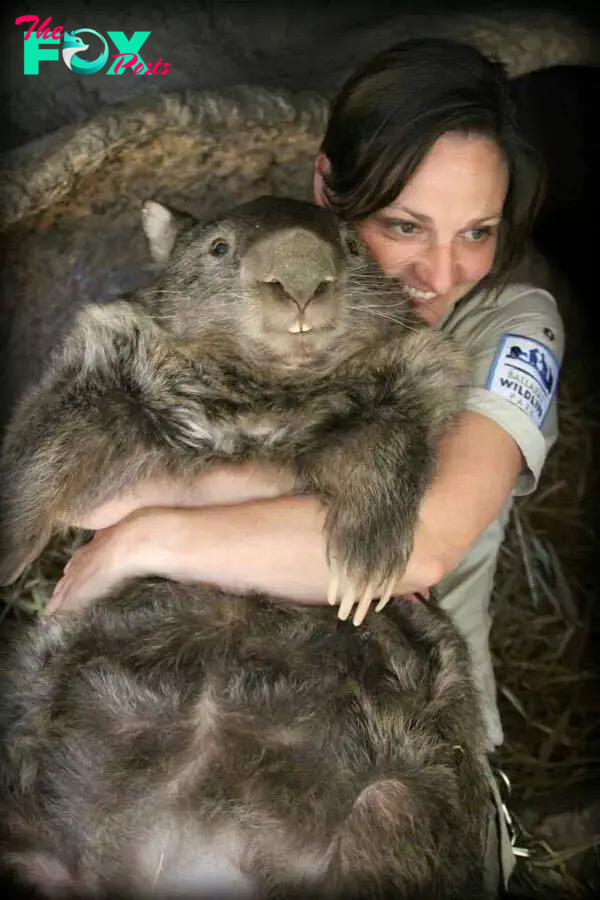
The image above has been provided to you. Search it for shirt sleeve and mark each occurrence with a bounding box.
[461,286,565,496]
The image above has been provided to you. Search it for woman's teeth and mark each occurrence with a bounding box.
[404,285,437,302]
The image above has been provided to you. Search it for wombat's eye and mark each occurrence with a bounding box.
[345,237,360,257]
[209,239,230,257]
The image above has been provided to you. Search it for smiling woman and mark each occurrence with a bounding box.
[335,133,508,326]
[315,39,544,323]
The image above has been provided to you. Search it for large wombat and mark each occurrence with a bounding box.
[0,195,491,898]
[0,196,468,620]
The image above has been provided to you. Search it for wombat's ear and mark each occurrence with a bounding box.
[141,200,195,265]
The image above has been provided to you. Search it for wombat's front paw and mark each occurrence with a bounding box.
[324,503,414,627]
[327,559,398,627]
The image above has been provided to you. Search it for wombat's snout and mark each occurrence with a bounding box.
[244,227,339,320]
[263,271,335,315]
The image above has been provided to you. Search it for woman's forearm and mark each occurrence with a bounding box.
[136,411,523,605]
[147,495,332,603]
[73,461,298,531]
[133,492,442,605]
[56,411,524,615]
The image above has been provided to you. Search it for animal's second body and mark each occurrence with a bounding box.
[0,196,468,619]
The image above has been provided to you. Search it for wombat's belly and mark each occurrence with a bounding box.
[134,819,328,898]
[135,823,256,898]
[11,828,257,899]
[0,584,488,898]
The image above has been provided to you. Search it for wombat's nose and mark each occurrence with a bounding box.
[247,228,338,311]
[264,275,334,312]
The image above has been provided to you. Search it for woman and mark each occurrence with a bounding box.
[48,38,564,758]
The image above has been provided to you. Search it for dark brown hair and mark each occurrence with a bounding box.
[320,38,545,294]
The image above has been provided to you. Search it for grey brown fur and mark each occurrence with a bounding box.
[0,196,468,596]
[0,584,493,899]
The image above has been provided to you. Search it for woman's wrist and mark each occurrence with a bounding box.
[121,497,331,602]
[120,506,209,585]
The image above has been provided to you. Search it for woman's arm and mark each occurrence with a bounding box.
[70,461,298,531]
[147,409,522,601]
[48,410,522,617]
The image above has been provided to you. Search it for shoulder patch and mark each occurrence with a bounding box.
[486,333,560,428]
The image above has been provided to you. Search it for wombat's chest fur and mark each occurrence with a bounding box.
[71,301,427,462]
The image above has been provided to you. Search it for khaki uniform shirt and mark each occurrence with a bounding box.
[435,275,565,749]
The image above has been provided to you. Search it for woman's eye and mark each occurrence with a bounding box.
[389,220,420,236]
[464,226,492,243]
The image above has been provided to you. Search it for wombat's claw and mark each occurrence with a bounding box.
[327,558,345,607]
[375,590,394,614]
[328,559,397,626]
[352,575,396,626]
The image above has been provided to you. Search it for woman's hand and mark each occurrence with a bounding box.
[45,510,168,615]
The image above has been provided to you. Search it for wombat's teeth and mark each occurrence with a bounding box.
[404,285,437,301]
[288,321,313,334]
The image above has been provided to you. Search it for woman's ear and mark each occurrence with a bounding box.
[313,151,331,208]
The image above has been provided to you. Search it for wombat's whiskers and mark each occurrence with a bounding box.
[147,290,188,295]
[346,304,418,332]
[147,312,179,323]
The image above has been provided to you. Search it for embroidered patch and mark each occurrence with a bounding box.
[486,334,559,428]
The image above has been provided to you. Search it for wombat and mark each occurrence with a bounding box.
[0,195,468,621]
[0,582,493,899]
[0,196,492,898]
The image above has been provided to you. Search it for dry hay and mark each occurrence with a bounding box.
[489,334,600,896]
[492,373,599,803]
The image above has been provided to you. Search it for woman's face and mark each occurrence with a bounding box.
[314,133,509,325]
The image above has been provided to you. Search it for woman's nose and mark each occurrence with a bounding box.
[413,243,457,297]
